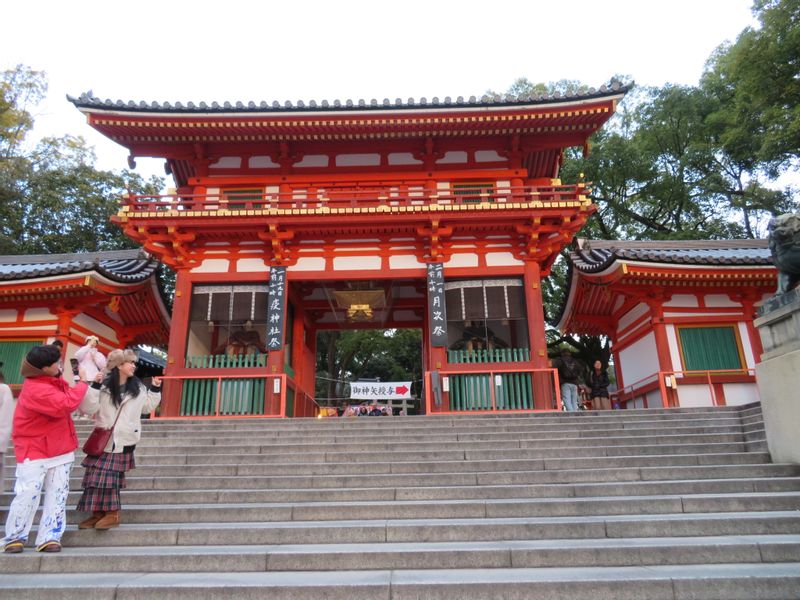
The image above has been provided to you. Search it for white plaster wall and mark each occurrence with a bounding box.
[335,154,380,167]
[23,308,53,321]
[647,390,663,408]
[333,256,381,270]
[289,257,326,271]
[475,150,505,162]
[436,151,468,164]
[191,259,230,273]
[618,303,649,332]
[390,255,425,269]
[485,252,523,267]
[209,157,241,169]
[295,155,329,168]
[236,258,269,273]
[738,321,756,367]
[629,397,646,409]
[73,314,117,342]
[723,382,760,405]
[676,385,713,408]
[663,294,699,308]
[705,294,741,308]
[618,332,659,387]
[249,156,279,168]
[447,254,479,268]
[0,309,16,322]
[388,153,422,165]
[666,324,683,372]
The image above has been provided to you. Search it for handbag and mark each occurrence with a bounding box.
[82,399,127,457]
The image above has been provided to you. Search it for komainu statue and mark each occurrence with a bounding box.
[767,213,800,294]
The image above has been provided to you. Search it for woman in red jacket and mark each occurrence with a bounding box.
[2,345,92,553]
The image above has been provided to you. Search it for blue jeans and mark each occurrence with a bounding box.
[560,383,579,412]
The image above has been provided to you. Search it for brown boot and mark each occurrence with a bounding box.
[78,511,105,529]
[94,510,120,530]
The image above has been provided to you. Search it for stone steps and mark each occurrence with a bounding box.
[2,563,799,600]
[3,402,799,598]
[3,535,799,573]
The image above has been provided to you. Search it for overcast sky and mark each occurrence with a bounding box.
[4,0,757,182]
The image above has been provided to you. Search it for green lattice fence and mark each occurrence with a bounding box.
[181,354,267,416]
[447,347,533,411]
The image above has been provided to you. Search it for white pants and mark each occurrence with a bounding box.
[2,458,73,547]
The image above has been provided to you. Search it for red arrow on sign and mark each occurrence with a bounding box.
[395,385,409,395]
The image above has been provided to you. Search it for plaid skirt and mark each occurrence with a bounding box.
[76,451,136,512]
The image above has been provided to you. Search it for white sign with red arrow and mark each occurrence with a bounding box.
[350,382,412,400]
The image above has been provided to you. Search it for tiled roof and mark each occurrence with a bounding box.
[67,82,630,114]
[570,239,773,273]
[0,249,158,283]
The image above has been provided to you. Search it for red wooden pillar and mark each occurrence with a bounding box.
[52,307,79,359]
[739,298,764,364]
[647,298,675,407]
[523,260,551,409]
[162,268,192,416]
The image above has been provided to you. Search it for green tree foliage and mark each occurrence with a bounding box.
[0,65,164,255]
[704,0,800,169]
[315,329,422,407]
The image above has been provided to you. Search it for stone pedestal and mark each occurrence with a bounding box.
[754,287,800,464]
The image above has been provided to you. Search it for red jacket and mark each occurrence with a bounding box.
[12,361,89,462]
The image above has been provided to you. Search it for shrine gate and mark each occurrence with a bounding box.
[70,83,628,417]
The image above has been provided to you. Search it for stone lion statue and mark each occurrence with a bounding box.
[767,213,800,294]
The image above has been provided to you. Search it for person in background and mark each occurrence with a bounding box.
[75,349,161,530]
[74,335,107,382]
[589,360,611,410]
[555,349,583,412]
[2,345,92,553]
[0,366,15,493]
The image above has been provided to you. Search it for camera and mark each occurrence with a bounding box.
[70,358,79,376]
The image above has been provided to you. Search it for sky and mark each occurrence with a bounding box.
[3,0,757,184]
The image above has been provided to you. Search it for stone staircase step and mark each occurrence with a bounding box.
[33,510,800,547]
[1,563,798,600]
[2,535,798,574]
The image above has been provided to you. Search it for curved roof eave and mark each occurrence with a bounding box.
[67,82,631,117]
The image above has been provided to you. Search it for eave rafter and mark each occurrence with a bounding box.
[122,223,200,269]
[416,219,453,262]
[257,224,296,266]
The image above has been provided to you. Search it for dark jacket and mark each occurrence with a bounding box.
[557,357,583,385]
[589,370,610,398]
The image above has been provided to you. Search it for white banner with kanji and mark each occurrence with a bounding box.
[349,382,412,400]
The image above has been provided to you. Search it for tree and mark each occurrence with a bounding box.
[704,0,800,169]
[0,65,165,255]
[315,329,422,406]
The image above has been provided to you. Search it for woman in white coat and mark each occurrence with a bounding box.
[74,336,107,382]
[75,349,161,529]
[0,367,15,493]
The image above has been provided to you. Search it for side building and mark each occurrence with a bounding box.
[0,249,169,391]
[556,238,776,408]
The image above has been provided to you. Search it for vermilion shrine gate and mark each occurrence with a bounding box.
[69,83,629,417]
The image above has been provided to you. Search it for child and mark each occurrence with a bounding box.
[2,345,91,553]
[74,335,107,382]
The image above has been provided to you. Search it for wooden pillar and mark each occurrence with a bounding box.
[523,260,551,410]
[52,307,80,360]
[740,298,764,364]
[647,297,675,408]
[162,269,192,416]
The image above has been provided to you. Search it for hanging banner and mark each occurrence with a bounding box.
[350,381,412,400]
[427,262,448,347]
[266,266,287,351]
